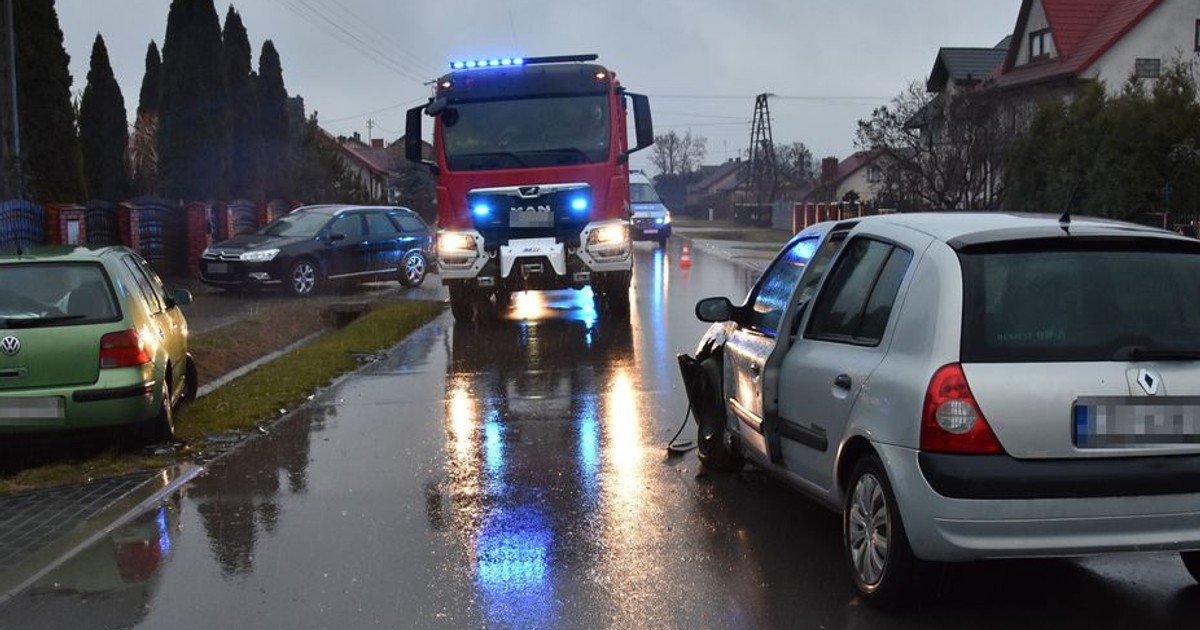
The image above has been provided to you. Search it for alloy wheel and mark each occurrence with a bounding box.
[848,472,890,586]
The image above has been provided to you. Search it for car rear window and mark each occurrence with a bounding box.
[0,262,119,328]
[959,238,1200,362]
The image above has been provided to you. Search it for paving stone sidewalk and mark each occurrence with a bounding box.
[0,472,156,572]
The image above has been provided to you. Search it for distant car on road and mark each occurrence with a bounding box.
[682,212,1200,607]
[200,205,434,296]
[0,246,195,444]
[629,171,671,246]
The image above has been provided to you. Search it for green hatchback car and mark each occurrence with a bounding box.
[0,246,196,444]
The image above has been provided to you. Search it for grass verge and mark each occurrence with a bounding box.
[0,300,443,495]
[672,217,792,244]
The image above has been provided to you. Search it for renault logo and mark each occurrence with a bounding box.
[0,336,19,357]
[1137,368,1161,396]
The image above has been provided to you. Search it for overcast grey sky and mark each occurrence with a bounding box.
[56,0,1021,172]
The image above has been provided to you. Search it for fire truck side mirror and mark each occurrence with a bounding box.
[628,93,654,154]
[406,105,439,175]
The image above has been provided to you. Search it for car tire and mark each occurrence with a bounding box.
[180,355,199,405]
[286,258,319,297]
[399,251,427,287]
[694,356,744,473]
[843,454,925,608]
[143,379,175,445]
[1182,551,1200,583]
[658,237,668,248]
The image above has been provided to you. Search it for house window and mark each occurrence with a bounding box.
[1135,57,1161,79]
[1029,29,1052,60]
[866,165,883,184]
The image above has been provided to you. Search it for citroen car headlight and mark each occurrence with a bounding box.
[240,248,279,262]
[439,232,477,253]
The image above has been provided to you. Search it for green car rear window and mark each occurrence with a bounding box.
[0,263,119,328]
[959,238,1200,362]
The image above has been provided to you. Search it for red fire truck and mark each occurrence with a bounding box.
[405,54,654,321]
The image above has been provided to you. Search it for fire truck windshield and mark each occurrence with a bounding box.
[442,95,610,171]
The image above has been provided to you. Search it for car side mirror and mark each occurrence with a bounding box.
[695,296,734,322]
[171,288,192,308]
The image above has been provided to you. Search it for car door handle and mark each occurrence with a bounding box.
[833,374,852,390]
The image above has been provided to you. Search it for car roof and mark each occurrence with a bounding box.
[0,245,129,263]
[841,212,1187,247]
[293,204,416,215]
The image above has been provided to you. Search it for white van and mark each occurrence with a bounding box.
[629,171,671,246]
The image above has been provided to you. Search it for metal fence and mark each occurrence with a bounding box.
[85,200,121,246]
[0,200,45,249]
[228,199,260,237]
[130,197,186,277]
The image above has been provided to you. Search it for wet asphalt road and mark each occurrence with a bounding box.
[3,242,1200,629]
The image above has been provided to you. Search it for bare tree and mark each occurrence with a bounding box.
[856,81,1013,210]
[649,130,707,175]
[775,141,815,194]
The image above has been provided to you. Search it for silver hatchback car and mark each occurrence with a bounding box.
[682,212,1200,607]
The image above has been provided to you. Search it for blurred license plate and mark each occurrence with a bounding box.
[0,397,65,422]
[1074,397,1200,447]
[643,229,659,234]
[509,209,553,228]
[206,262,229,274]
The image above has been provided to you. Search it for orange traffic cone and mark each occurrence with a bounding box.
[680,241,692,269]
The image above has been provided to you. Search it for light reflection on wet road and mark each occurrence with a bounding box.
[3,242,1200,629]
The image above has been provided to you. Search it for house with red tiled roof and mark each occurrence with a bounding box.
[994,0,1196,99]
[802,151,887,206]
[322,130,435,205]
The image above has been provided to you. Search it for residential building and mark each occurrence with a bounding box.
[684,159,746,218]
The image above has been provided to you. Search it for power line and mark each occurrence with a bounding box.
[315,0,441,75]
[320,96,428,124]
[272,0,433,86]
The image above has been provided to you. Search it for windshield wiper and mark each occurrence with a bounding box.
[2,315,86,329]
[1113,345,1200,361]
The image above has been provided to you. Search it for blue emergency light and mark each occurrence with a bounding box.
[570,197,589,212]
[450,57,525,71]
[472,203,492,218]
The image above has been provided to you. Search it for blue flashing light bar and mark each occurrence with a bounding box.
[450,57,526,71]
[472,203,492,217]
[448,54,596,71]
[570,197,589,212]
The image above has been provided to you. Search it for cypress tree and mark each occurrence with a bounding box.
[258,40,291,199]
[12,0,84,201]
[132,41,162,195]
[223,7,260,200]
[79,34,130,201]
[159,0,229,200]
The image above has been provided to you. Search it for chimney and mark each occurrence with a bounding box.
[352,131,361,142]
[371,138,384,149]
[821,157,839,184]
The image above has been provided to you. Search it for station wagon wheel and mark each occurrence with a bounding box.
[399,251,427,287]
[843,454,923,608]
[1182,551,1200,583]
[287,259,318,297]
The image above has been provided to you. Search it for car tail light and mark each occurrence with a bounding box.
[100,330,151,368]
[920,363,1004,454]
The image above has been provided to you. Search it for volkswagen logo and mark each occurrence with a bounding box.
[0,336,19,357]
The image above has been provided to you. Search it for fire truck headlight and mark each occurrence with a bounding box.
[439,232,476,253]
[588,223,628,247]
